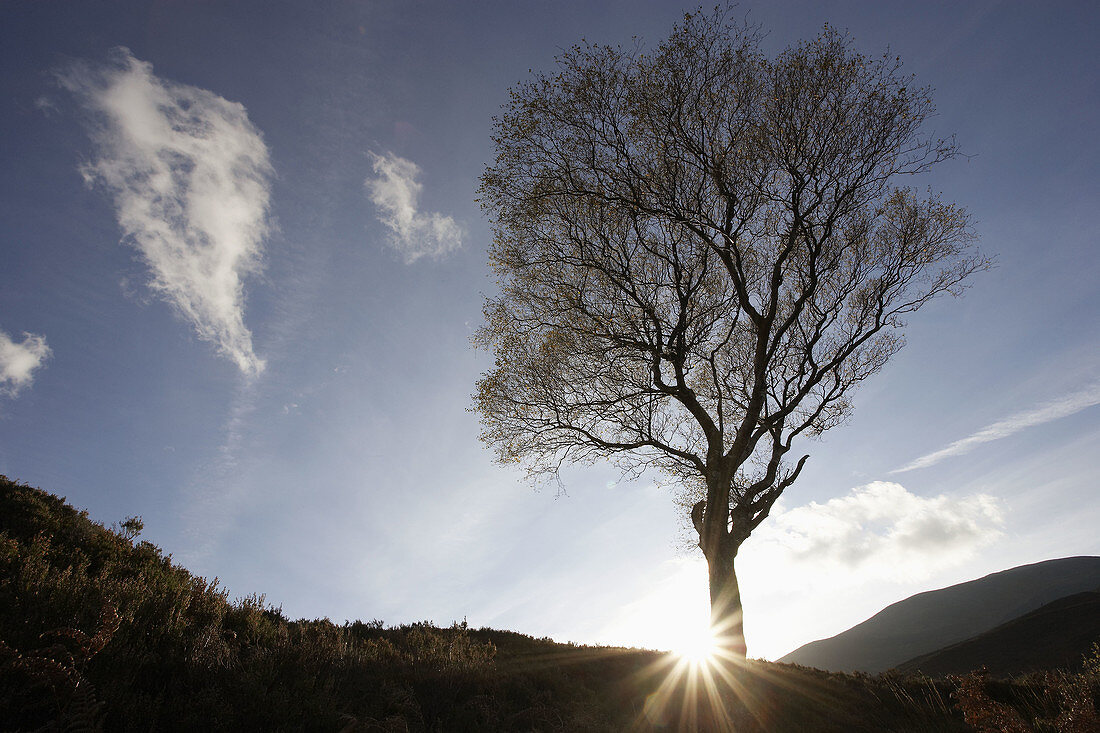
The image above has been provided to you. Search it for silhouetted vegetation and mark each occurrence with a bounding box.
[951,666,1098,733]
[1,475,1096,731]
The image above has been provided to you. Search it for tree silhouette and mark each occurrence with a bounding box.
[473,8,988,659]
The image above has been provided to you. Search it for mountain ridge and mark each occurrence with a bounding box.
[778,556,1100,673]
[896,589,1100,677]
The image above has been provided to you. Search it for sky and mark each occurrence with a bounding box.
[1,0,1098,662]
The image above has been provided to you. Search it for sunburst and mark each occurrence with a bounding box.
[669,623,720,666]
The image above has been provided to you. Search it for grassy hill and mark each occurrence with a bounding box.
[779,557,1100,674]
[1,475,1096,731]
[897,590,1100,678]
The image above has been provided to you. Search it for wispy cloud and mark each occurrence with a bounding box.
[60,48,273,375]
[365,151,462,263]
[0,328,51,398]
[175,377,262,566]
[744,481,1004,585]
[893,382,1100,473]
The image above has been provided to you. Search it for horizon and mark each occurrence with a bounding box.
[1,0,1098,661]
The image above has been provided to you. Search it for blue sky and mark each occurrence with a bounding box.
[1,0,1097,660]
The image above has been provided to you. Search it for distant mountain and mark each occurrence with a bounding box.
[896,589,1100,677]
[778,557,1100,673]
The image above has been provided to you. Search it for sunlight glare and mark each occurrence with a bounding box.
[671,623,719,666]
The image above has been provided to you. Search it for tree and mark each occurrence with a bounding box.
[473,9,988,660]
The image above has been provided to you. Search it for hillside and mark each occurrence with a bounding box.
[779,556,1100,673]
[897,590,1100,678]
[1,474,1096,731]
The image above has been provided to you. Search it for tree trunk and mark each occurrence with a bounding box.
[707,540,747,659]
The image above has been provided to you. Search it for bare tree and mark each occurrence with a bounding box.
[473,9,988,659]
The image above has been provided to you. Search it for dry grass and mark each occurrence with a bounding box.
[1,475,1096,731]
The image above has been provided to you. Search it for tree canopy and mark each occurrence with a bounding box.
[474,8,989,657]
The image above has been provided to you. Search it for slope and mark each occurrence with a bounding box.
[896,590,1100,677]
[778,557,1100,673]
[0,474,976,731]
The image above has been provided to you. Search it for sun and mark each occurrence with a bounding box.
[670,623,720,666]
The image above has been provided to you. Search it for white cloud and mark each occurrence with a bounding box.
[0,329,51,397]
[742,481,1004,587]
[893,382,1100,473]
[594,481,1004,659]
[61,48,273,375]
[365,151,462,263]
